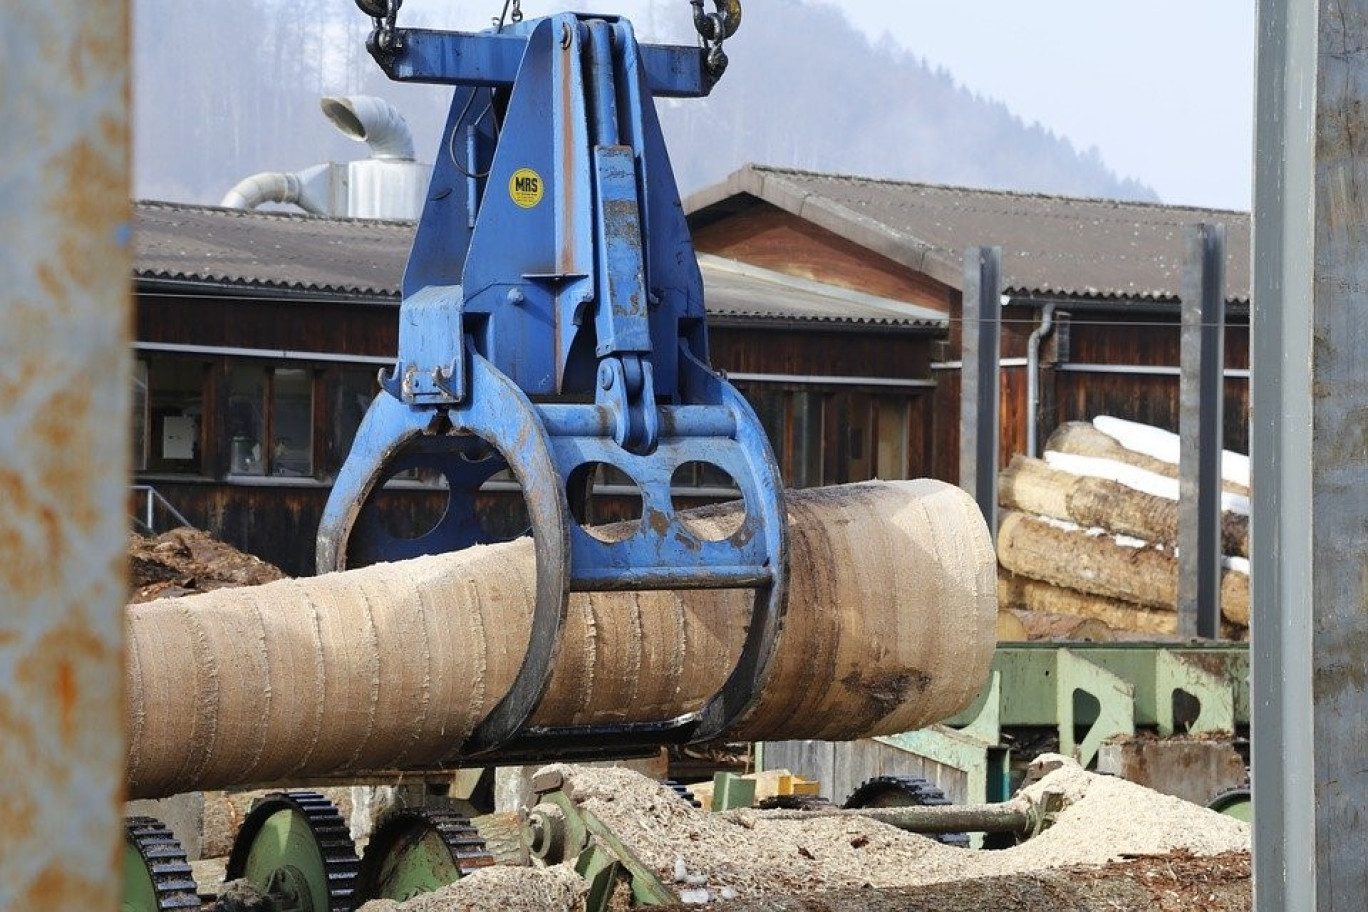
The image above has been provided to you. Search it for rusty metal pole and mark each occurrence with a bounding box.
[0,2,131,910]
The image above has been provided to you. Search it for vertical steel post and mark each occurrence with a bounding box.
[960,246,1002,540]
[1178,223,1227,640]
[1253,0,1368,908]
[0,2,131,910]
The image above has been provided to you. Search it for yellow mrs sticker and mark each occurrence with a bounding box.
[509,168,544,208]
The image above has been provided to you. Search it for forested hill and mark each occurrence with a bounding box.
[133,0,1156,205]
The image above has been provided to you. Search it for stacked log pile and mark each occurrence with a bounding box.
[996,418,1251,639]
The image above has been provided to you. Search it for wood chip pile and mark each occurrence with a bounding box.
[363,758,1249,911]
[997,416,1251,639]
[128,527,286,603]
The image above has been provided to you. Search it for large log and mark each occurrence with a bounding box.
[999,574,1186,637]
[1000,455,1251,557]
[1046,422,1251,499]
[126,481,997,800]
[996,511,1249,626]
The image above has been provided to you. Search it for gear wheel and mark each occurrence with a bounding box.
[843,775,970,848]
[664,779,703,808]
[123,816,201,911]
[355,807,495,903]
[1207,784,1252,822]
[226,790,360,912]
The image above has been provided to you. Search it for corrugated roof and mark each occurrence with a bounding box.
[135,201,413,298]
[133,201,943,330]
[685,165,1253,305]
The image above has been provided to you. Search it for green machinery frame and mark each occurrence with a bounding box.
[767,642,1250,806]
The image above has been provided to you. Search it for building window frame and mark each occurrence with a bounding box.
[227,361,318,479]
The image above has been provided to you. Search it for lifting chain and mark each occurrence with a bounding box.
[496,0,524,29]
[356,0,403,54]
[690,0,742,78]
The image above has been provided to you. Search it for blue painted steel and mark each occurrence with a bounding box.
[319,9,786,759]
[374,26,714,98]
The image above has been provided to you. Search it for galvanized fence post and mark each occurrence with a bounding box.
[1178,222,1226,640]
[960,246,1002,541]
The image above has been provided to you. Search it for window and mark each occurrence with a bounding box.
[144,357,205,474]
[228,362,315,478]
[332,368,378,470]
[874,397,909,479]
[228,365,266,475]
[741,386,825,489]
[272,368,313,476]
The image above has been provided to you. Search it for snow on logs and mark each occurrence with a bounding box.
[125,480,997,800]
[997,418,1251,636]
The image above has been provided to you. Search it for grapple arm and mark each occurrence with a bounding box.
[318,7,784,762]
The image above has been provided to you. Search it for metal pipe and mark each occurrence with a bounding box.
[219,171,304,210]
[742,801,1038,836]
[1025,302,1056,458]
[320,95,416,160]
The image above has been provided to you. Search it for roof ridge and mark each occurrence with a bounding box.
[747,164,1250,218]
[133,199,420,229]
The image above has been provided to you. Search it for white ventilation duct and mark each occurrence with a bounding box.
[220,165,334,215]
[220,96,430,220]
[320,95,416,161]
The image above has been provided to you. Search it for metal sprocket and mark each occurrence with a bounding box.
[355,807,495,903]
[226,790,360,912]
[123,816,201,911]
[843,775,970,848]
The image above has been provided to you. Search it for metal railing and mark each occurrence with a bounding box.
[130,485,193,535]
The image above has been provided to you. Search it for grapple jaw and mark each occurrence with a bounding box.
[318,11,788,761]
[317,343,787,760]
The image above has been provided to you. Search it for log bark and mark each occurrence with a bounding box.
[999,575,1179,636]
[1008,609,1115,642]
[1000,455,1250,557]
[996,512,1249,627]
[126,481,997,800]
[1045,422,1251,499]
[999,575,1248,640]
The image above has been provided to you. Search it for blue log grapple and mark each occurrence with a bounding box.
[318,0,787,762]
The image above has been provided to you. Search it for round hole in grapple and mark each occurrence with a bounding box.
[377,470,452,542]
[370,434,512,546]
[670,461,745,542]
[566,462,642,543]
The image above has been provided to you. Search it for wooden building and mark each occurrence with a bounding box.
[132,201,945,574]
[133,171,1253,574]
[685,166,1253,484]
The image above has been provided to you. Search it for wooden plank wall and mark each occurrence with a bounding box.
[1045,309,1252,453]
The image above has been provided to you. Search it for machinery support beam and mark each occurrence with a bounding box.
[0,2,131,910]
[1178,222,1226,640]
[1253,0,1367,907]
[960,246,1002,540]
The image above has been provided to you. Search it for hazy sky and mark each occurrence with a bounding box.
[354,0,1258,211]
[828,1,1258,211]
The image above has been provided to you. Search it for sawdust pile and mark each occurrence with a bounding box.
[129,528,285,602]
[542,756,1247,901]
[356,864,585,912]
